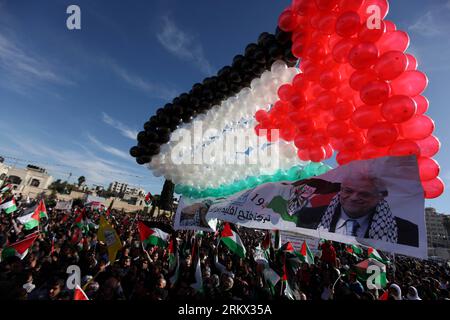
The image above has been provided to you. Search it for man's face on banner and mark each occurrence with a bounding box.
[340,177,385,218]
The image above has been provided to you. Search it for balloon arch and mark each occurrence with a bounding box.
[130,0,443,200]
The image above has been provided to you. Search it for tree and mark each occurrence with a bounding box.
[78,176,86,187]
[159,180,174,211]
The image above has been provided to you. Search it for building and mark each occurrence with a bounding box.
[0,163,54,198]
[425,207,450,260]
[109,181,145,197]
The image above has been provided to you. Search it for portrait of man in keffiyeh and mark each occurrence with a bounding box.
[292,170,419,248]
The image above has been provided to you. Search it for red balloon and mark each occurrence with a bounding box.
[352,105,381,128]
[312,129,330,146]
[335,11,361,38]
[305,42,328,62]
[413,96,429,115]
[400,115,435,140]
[422,177,445,199]
[278,84,294,101]
[317,12,338,35]
[367,122,398,147]
[361,143,388,159]
[416,135,441,158]
[359,0,389,21]
[296,118,316,135]
[292,37,308,58]
[315,0,338,11]
[406,54,418,71]
[334,101,355,120]
[391,70,428,97]
[332,38,357,63]
[378,30,410,54]
[336,150,360,165]
[338,0,363,11]
[388,140,421,157]
[297,148,310,161]
[327,120,350,138]
[349,69,378,91]
[360,80,391,105]
[278,10,300,32]
[294,134,312,149]
[255,110,269,122]
[381,95,416,123]
[418,157,440,181]
[316,91,337,110]
[309,146,327,162]
[358,20,385,42]
[300,60,323,81]
[320,69,341,89]
[292,73,308,90]
[384,20,396,32]
[348,42,379,69]
[280,125,298,141]
[374,51,408,80]
[341,132,365,151]
[292,0,315,15]
[337,81,355,100]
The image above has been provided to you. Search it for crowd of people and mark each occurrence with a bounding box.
[0,196,449,301]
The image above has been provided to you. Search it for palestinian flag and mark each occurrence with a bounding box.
[355,258,387,289]
[74,285,89,300]
[282,255,295,300]
[273,230,281,250]
[346,244,363,257]
[279,242,295,254]
[379,290,389,300]
[71,227,82,244]
[298,241,315,265]
[262,231,271,251]
[190,238,203,292]
[138,221,169,248]
[17,205,40,230]
[263,267,280,296]
[0,184,12,194]
[220,223,246,258]
[36,200,48,219]
[144,192,153,207]
[105,200,114,218]
[168,238,177,270]
[368,247,390,264]
[1,232,39,260]
[0,198,17,214]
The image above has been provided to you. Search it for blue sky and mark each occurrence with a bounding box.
[0,0,449,212]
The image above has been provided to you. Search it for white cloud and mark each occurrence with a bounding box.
[87,134,131,161]
[0,31,74,92]
[108,61,177,100]
[409,11,442,36]
[156,15,214,75]
[101,112,138,140]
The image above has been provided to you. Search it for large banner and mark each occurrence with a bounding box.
[175,156,427,258]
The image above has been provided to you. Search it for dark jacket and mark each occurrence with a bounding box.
[295,203,419,247]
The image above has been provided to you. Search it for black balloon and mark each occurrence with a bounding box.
[245,43,259,57]
[129,146,141,158]
[275,27,292,45]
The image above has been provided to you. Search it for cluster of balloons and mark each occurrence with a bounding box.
[254,0,443,199]
[147,62,302,189]
[130,29,297,166]
[175,162,332,199]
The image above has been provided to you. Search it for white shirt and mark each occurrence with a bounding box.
[334,208,370,238]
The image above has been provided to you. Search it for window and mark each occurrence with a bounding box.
[30,179,40,187]
[9,175,22,185]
